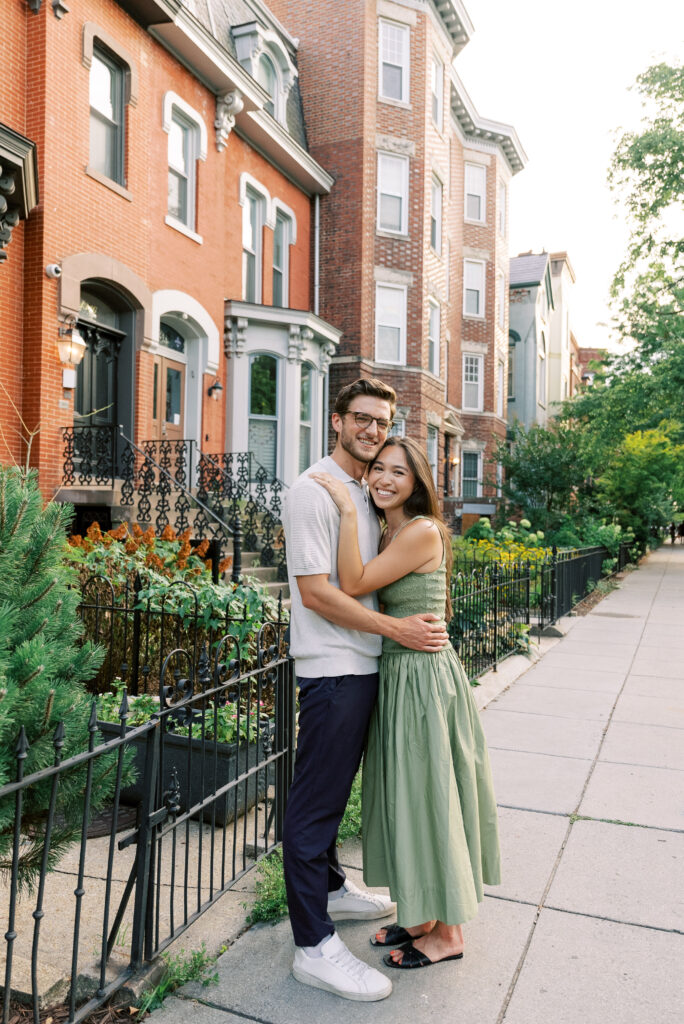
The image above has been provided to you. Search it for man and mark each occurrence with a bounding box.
[281,378,449,1002]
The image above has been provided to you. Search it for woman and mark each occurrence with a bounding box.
[311,436,500,970]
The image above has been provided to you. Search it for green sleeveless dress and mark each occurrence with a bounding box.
[362,522,501,926]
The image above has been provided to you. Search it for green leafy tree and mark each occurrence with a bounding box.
[0,467,119,889]
[598,428,684,547]
[494,421,591,531]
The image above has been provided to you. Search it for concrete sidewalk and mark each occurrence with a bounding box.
[151,546,684,1024]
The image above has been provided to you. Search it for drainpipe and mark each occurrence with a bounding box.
[314,193,320,316]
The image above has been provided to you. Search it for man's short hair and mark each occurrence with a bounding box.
[334,378,397,421]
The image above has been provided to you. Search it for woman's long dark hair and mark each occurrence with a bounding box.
[369,436,453,620]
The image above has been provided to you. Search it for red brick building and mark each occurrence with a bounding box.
[0,0,338,507]
[269,0,526,529]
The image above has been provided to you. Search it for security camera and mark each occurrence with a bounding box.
[45,263,62,279]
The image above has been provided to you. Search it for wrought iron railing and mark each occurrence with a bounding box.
[60,428,287,579]
[0,607,294,1024]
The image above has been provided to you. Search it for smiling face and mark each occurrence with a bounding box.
[331,395,392,466]
[367,444,415,513]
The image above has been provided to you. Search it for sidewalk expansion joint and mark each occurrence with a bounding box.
[497,803,570,818]
[489,745,594,761]
[542,903,684,935]
[175,994,276,1024]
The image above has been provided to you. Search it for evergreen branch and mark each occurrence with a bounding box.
[17,664,45,688]
[7,494,30,542]
[20,577,58,610]
[26,617,49,642]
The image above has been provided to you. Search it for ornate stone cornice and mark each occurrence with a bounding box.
[0,125,39,265]
[288,324,313,363]
[215,91,244,152]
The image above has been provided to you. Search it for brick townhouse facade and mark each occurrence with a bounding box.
[269,0,526,530]
[0,0,338,507]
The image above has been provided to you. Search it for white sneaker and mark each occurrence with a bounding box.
[327,879,396,921]
[292,933,392,1001]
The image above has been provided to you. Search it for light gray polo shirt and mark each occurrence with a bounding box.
[282,455,382,678]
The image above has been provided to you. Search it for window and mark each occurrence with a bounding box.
[428,301,440,376]
[167,113,197,230]
[389,419,405,437]
[379,19,409,102]
[462,451,480,498]
[431,57,443,129]
[89,48,125,184]
[463,354,483,411]
[427,426,439,485]
[538,350,547,406]
[377,152,409,234]
[497,361,504,417]
[273,212,291,306]
[243,189,264,302]
[445,239,450,301]
[496,462,503,496]
[465,163,486,223]
[249,354,278,476]
[463,259,485,317]
[498,271,506,328]
[299,363,314,473]
[430,177,442,254]
[257,53,278,117]
[498,180,506,235]
[508,346,515,399]
[375,284,406,364]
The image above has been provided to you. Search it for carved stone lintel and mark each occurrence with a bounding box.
[0,168,20,262]
[224,316,249,358]
[215,91,244,152]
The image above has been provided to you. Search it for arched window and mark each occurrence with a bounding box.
[257,54,278,118]
[249,354,279,476]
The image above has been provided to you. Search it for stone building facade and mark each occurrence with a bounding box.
[269,0,526,529]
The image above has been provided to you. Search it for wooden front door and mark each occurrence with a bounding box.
[152,356,186,441]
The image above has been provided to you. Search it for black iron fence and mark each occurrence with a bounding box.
[61,427,287,579]
[0,611,295,1024]
[450,542,632,679]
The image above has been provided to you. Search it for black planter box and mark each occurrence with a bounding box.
[98,720,275,826]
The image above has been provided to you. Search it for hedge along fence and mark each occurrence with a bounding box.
[449,543,632,680]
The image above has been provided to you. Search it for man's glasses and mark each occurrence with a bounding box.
[345,411,392,433]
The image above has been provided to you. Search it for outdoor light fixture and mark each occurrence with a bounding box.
[57,314,86,389]
[207,377,224,401]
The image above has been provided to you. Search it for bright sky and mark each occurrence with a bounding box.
[455,0,684,350]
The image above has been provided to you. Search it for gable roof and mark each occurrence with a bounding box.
[509,252,550,287]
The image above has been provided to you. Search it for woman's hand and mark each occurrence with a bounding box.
[310,472,356,516]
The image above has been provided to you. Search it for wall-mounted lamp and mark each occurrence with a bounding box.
[57,315,86,389]
[451,456,460,466]
[207,377,224,401]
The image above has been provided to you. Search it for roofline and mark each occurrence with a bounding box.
[431,0,475,55]
[450,68,527,175]
[123,1,332,194]
[550,250,577,283]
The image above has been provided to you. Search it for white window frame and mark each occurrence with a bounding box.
[498,179,506,235]
[430,176,442,254]
[162,93,207,240]
[378,19,410,103]
[375,283,407,365]
[431,55,443,129]
[463,259,485,319]
[427,426,439,485]
[272,210,293,307]
[464,163,486,224]
[389,418,406,438]
[248,352,280,478]
[242,187,266,303]
[497,360,504,417]
[498,271,506,328]
[377,152,409,235]
[461,450,482,498]
[299,362,315,474]
[463,353,484,411]
[496,462,503,497]
[428,300,440,377]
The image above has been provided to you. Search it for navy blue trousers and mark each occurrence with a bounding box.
[282,671,379,947]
